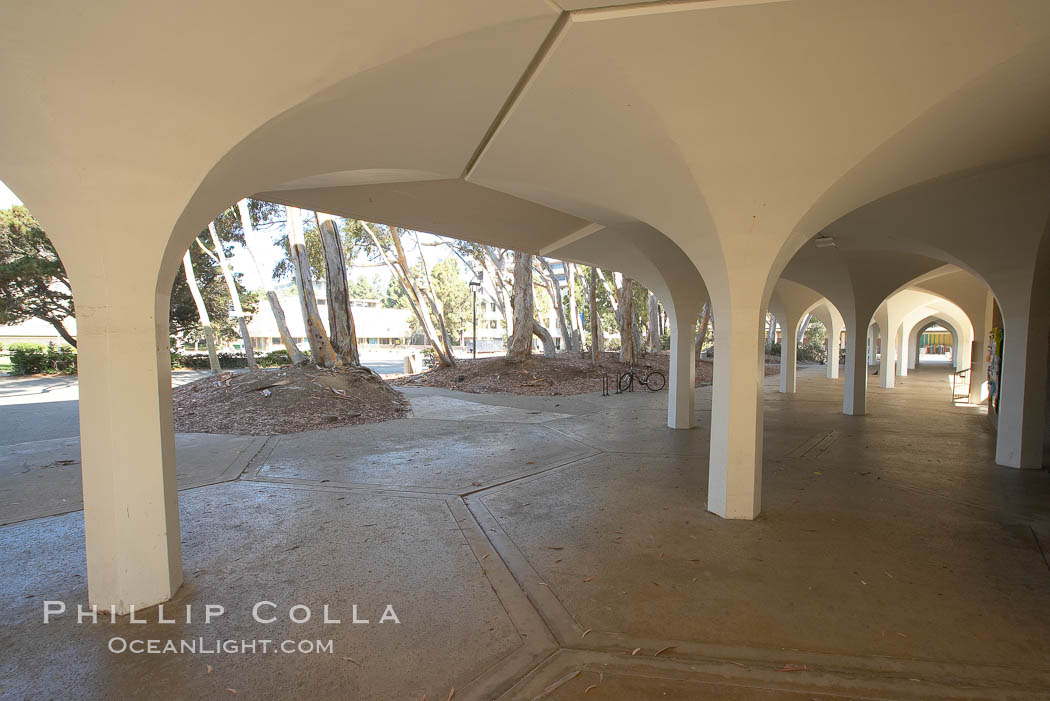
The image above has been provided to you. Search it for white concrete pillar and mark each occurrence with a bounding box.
[708,295,765,520]
[843,316,868,416]
[779,312,800,393]
[995,306,1049,468]
[667,308,698,429]
[867,328,876,366]
[969,291,994,404]
[908,327,920,369]
[896,324,908,377]
[875,310,896,389]
[827,316,842,379]
[78,287,182,613]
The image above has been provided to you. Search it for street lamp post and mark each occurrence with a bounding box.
[469,273,482,360]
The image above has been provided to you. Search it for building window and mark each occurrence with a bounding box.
[489,320,498,329]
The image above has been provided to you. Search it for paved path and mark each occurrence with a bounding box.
[3,366,1050,700]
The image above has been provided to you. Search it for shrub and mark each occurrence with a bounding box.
[9,342,76,375]
[659,331,671,351]
[9,343,47,374]
[797,339,828,364]
[259,349,292,367]
[421,346,437,369]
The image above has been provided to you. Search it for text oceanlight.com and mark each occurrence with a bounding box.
[107,638,335,655]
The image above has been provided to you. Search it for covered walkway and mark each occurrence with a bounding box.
[3,365,1048,699]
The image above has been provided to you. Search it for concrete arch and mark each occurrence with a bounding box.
[908,317,960,369]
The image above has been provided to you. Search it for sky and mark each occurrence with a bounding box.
[0,180,22,208]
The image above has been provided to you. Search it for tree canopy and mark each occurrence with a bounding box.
[170,236,256,346]
[0,206,76,346]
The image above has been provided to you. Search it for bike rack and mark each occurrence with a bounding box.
[602,372,610,396]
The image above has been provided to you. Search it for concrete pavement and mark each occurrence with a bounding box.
[2,365,1049,699]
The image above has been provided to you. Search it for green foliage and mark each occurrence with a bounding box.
[171,348,294,370]
[213,199,284,247]
[259,349,292,367]
[9,342,76,375]
[347,274,382,300]
[273,214,326,282]
[797,318,828,363]
[797,339,828,363]
[170,237,256,346]
[384,276,408,309]
[427,258,471,339]
[421,346,437,369]
[659,330,671,351]
[0,206,76,346]
[802,317,827,346]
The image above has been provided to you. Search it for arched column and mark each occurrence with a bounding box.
[969,291,994,403]
[779,311,801,393]
[75,263,183,613]
[667,304,700,429]
[996,295,1050,468]
[874,309,898,389]
[707,284,766,520]
[843,314,869,415]
[826,314,843,379]
[895,323,908,377]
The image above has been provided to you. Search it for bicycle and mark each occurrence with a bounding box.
[618,364,666,392]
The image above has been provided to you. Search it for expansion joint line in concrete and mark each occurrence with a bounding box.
[463,485,1050,700]
[1032,525,1050,575]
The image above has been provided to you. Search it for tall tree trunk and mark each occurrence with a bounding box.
[481,246,514,336]
[647,292,659,352]
[696,302,711,360]
[508,250,537,362]
[566,262,581,352]
[414,233,458,362]
[533,320,556,358]
[359,221,456,367]
[236,199,307,364]
[595,268,620,318]
[589,266,600,366]
[47,317,77,348]
[206,224,256,370]
[619,277,635,364]
[286,207,337,367]
[537,258,571,352]
[316,212,360,366]
[182,250,221,374]
[632,300,642,354]
[765,313,776,354]
[796,313,811,345]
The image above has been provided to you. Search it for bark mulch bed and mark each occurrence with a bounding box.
[392,351,781,396]
[173,364,408,435]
